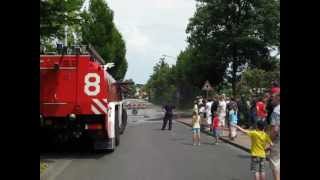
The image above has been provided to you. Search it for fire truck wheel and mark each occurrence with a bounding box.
[115,118,120,146]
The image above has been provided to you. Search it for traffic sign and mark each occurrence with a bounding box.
[202,80,213,91]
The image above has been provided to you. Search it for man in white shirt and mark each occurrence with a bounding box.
[269,92,280,180]
[218,95,227,128]
[206,98,213,131]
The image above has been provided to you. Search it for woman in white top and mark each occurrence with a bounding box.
[218,95,227,128]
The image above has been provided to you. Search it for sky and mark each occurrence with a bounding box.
[105,0,197,84]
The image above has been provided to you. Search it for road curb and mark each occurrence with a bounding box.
[176,120,250,153]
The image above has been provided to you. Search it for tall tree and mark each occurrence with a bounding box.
[186,0,280,96]
[145,58,177,105]
[40,0,83,40]
[81,0,127,80]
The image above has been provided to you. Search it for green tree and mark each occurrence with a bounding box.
[186,0,280,96]
[238,64,280,97]
[40,0,83,40]
[145,58,177,105]
[81,0,127,80]
[123,79,136,98]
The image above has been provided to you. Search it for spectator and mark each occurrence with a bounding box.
[199,103,206,129]
[235,121,273,180]
[270,81,280,95]
[227,97,238,135]
[250,97,258,129]
[229,106,238,140]
[211,96,219,115]
[225,97,230,107]
[217,94,227,129]
[206,98,213,131]
[191,110,201,146]
[265,93,274,125]
[198,96,204,106]
[269,92,280,180]
[193,100,199,114]
[202,99,207,119]
[235,97,242,123]
[256,96,268,122]
[212,112,221,144]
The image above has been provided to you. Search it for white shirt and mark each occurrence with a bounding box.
[270,104,280,161]
[206,101,213,115]
[199,106,205,113]
[218,100,226,115]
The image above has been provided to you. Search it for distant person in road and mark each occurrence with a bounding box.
[235,121,273,180]
[212,112,221,144]
[228,106,238,140]
[269,92,280,180]
[161,103,175,130]
[191,110,201,146]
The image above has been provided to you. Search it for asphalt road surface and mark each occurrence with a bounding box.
[41,100,272,180]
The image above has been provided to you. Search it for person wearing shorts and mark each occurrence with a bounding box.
[212,112,220,144]
[269,92,280,180]
[236,121,273,180]
[191,110,201,146]
[251,156,266,176]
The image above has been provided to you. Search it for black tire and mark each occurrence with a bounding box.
[120,109,127,134]
[115,117,120,146]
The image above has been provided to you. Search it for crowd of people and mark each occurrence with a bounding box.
[191,80,280,180]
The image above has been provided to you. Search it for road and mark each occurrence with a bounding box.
[41,100,272,180]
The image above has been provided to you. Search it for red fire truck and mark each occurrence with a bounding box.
[40,45,127,151]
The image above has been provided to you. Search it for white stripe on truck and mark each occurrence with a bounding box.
[92,99,108,114]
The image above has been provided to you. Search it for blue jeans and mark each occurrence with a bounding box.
[192,128,200,134]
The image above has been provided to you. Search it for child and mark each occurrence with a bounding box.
[191,111,201,146]
[229,107,238,140]
[235,121,273,180]
[212,112,220,144]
